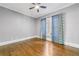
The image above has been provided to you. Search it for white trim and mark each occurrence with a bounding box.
[0,36,40,46]
[46,38,52,41]
[36,36,41,38]
[65,42,79,48]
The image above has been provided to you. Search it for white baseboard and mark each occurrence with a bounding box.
[65,42,79,48]
[0,36,40,46]
[36,36,41,38]
[46,38,52,41]
[2,36,79,49]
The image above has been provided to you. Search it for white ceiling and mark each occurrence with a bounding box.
[0,3,74,18]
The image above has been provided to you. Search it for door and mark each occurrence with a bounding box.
[52,15,64,44]
[52,15,59,43]
[40,18,46,39]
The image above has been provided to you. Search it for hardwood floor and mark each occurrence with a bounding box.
[0,38,79,56]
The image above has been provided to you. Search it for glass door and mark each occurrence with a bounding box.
[52,15,64,44]
[40,18,46,40]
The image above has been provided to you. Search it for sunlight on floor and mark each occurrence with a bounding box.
[43,41,53,56]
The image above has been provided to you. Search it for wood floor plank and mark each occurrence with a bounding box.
[0,38,79,56]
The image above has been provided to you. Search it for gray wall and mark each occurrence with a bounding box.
[35,18,41,36]
[37,4,79,45]
[64,4,79,44]
[0,6,36,43]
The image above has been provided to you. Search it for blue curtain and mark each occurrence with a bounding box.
[52,14,64,44]
[40,18,46,39]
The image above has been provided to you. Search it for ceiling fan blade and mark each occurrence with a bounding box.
[37,9,39,12]
[29,7,35,9]
[37,3,41,5]
[32,3,36,5]
[32,3,40,5]
[40,6,46,8]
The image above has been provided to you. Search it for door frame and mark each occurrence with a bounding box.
[52,14,64,44]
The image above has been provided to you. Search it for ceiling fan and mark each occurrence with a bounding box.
[29,3,47,12]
